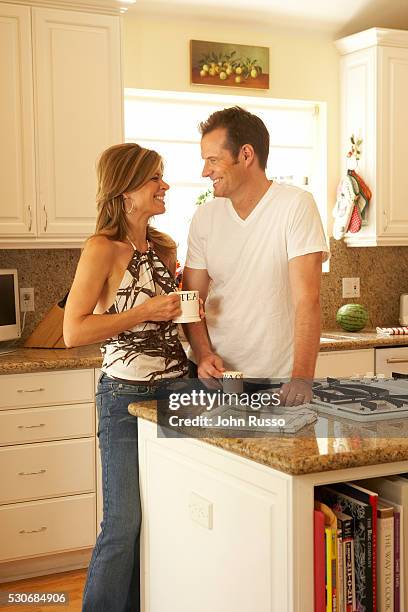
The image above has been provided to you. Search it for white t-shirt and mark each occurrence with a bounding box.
[185,182,330,378]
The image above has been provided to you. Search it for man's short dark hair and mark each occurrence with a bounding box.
[199,106,270,170]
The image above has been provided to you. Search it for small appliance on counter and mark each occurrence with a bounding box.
[400,293,408,325]
[376,295,408,335]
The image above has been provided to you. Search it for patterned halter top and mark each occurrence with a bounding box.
[101,241,188,382]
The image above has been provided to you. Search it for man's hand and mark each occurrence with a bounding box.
[197,353,225,389]
[279,377,313,407]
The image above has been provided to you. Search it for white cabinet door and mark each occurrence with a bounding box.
[378,46,408,238]
[336,28,408,246]
[33,8,122,238]
[0,4,36,237]
[315,349,374,378]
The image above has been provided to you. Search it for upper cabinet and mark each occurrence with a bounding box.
[0,4,36,237]
[336,28,408,247]
[0,1,123,247]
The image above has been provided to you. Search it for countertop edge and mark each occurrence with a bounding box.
[128,402,408,476]
[1,333,407,374]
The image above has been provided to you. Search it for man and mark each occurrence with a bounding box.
[182,106,329,406]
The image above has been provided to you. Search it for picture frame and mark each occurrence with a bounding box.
[190,40,269,90]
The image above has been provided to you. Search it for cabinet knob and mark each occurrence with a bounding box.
[17,423,45,429]
[43,205,48,232]
[17,388,45,393]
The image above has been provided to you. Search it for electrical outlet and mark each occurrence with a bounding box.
[342,277,360,298]
[189,492,213,530]
[20,288,35,312]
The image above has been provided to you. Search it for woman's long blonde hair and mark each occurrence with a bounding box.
[94,142,176,270]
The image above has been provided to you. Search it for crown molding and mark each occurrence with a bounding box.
[335,27,408,54]
[0,0,134,15]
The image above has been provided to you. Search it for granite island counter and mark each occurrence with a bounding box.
[129,400,408,612]
[128,399,408,476]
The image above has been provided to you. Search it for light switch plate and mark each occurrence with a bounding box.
[342,278,360,298]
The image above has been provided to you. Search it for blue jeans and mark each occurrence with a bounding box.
[82,374,168,612]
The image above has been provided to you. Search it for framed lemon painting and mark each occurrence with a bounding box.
[190,40,269,89]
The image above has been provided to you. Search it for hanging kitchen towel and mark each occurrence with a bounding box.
[347,171,363,233]
[332,173,359,240]
[349,169,372,224]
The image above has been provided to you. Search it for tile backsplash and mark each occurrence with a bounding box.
[0,239,407,345]
[321,239,408,329]
[0,249,80,343]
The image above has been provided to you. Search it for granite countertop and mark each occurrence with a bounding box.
[128,400,408,476]
[319,330,408,351]
[0,330,406,374]
[0,345,103,375]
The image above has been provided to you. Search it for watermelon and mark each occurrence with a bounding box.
[336,303,368,332]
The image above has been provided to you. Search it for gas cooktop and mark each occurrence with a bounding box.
[310,376,408,421]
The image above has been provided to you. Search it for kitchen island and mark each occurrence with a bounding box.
[0,335,407,587]
[129,400,408,612]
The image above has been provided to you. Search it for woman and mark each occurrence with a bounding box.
[63,143,189,612]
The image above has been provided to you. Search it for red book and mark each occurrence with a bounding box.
[314,509,326,612]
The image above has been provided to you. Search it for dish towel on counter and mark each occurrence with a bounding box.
[376,326,408,335]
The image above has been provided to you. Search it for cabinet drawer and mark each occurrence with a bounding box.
[376,347,408,377]
[0,402,94,446]
[0,493,95,562]
[0,438,95,504]
[0,369,94,410]
[315,349,374,378]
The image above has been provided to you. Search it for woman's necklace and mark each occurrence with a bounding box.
[127,235,149,253]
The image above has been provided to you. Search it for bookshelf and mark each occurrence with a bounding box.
[136,416,408,612]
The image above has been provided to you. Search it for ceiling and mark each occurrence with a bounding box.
[129,0,408,37]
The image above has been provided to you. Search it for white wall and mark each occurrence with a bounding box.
[123,13,340,230]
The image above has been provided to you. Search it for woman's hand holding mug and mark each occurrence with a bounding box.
[142,294,181,322]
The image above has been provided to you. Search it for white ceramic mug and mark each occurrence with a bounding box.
[172,290,200,323]
[222,371,244,394]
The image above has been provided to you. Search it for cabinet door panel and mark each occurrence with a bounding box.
[379,46,408,236]
[0,4,36,236]
[315,349,374,378]
[33,8,122,237]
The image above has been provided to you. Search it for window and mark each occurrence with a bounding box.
[125,89,327,263]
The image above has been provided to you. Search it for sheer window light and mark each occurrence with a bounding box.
[125,89,327,263]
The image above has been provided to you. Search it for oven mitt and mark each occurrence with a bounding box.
[349,169,372,222]
[332,173,359,239]
[348,200,362,233]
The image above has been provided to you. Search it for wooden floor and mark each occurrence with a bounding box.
[0,569,87,611]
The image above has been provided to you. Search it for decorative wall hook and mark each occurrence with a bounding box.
[346,134,363,161]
